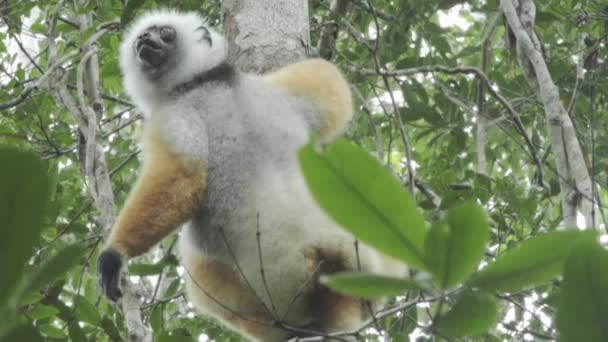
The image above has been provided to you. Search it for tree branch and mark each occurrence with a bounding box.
[349,64,544,186]
[501,0,593,228]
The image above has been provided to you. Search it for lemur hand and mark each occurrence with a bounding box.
[97,248,124,302]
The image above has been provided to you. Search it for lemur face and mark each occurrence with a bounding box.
[133,25,178,77]
[134,25,175,67]
[132,23,215,79]
[119,10,227,104]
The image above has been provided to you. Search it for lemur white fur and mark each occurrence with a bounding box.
[119,10,227,116]
[97,9,406,341]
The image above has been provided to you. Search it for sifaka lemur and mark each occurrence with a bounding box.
[97,9,406,341]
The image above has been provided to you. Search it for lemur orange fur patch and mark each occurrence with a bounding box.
[109,123,207,257]
[181,251,289,341]
[264,59,353,140]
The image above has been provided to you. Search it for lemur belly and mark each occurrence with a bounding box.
[163,79,405,333]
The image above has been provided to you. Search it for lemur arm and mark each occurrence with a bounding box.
[98,122,206,300]
[263,58,353,140]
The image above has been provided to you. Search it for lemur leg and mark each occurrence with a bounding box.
[302,246,366,333]
[98,122,207,301]
[263,58,353,140]
[180,249,291,342]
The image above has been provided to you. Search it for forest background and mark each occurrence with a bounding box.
[1,0,608,341]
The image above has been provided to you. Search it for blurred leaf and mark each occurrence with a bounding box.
[67,321,86,342]
[26,304,59,319]
[129,263,165,276]
[0,324,43,342]
[74,295,101,325]
[154,328,193,342]
[100,317,121,341]
[129,255,177,276]
[0,148,49,304]
[25,244,86,295]
[402,304,418,336]
[150,305,164,332]
[471,230,593,292]
[163,278,180,297]
[18,291,43,306]
[121,0,146,26]
[320,272,419,298]
[39,324,66,339]
[299,138,427,269]
[434,292,499,337]
[557,239,608,342]
[425,203,489,288]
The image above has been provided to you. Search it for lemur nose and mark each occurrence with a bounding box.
[138,31,151,40]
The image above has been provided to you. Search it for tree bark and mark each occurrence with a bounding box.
[501,0,593,228]
[73,7,151,342]
[222,0,310,73]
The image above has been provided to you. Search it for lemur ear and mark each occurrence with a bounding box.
[196,26,212,46]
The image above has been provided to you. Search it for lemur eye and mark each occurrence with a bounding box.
[160,26,176,43]
[196,26,212,46]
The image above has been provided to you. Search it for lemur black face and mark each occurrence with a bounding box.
[134,25,177,75]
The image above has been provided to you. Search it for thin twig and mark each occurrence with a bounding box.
[350,64,544,186]
[255,214,279,318]
[354,240,381,335]
[218,226,274,316]
[182,265,271,326]
[281,260,324,322]
[352,86,384,161]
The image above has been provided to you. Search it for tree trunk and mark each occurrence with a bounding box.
[501,0,593,228]
[222,0,310,73]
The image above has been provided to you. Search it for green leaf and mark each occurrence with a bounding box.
[74,295,101,325]
[100,318,121,341]
[0,148,49,304]
[67,321,87,342]
[39,324,66,339]
[121,0,146,26]
[150,305,164,332]
[299,139,427,269]
[129,263,164,276]
[425,203,489,288]
[470,231,593,292]
[402,303,418,336]
[18,291,43,305]
[434,292,499,337]
[47,163,59,202]
[0,324,43,342]
[26,304,59,319]
[154,328,193,342]
[25,244,86,294]
[320,272,419,298]
[129,255,177,276]
[557,240,608,342]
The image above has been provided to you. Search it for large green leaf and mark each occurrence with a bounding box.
[299,138,427,269]
[434,292,499,337]
[320,272,419,298]
[470,230,593,292]
[25,244,87,294]
[0,324,43,342]
[425,203,489,288]
[557,240,608,342]
[0,148,49,304]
